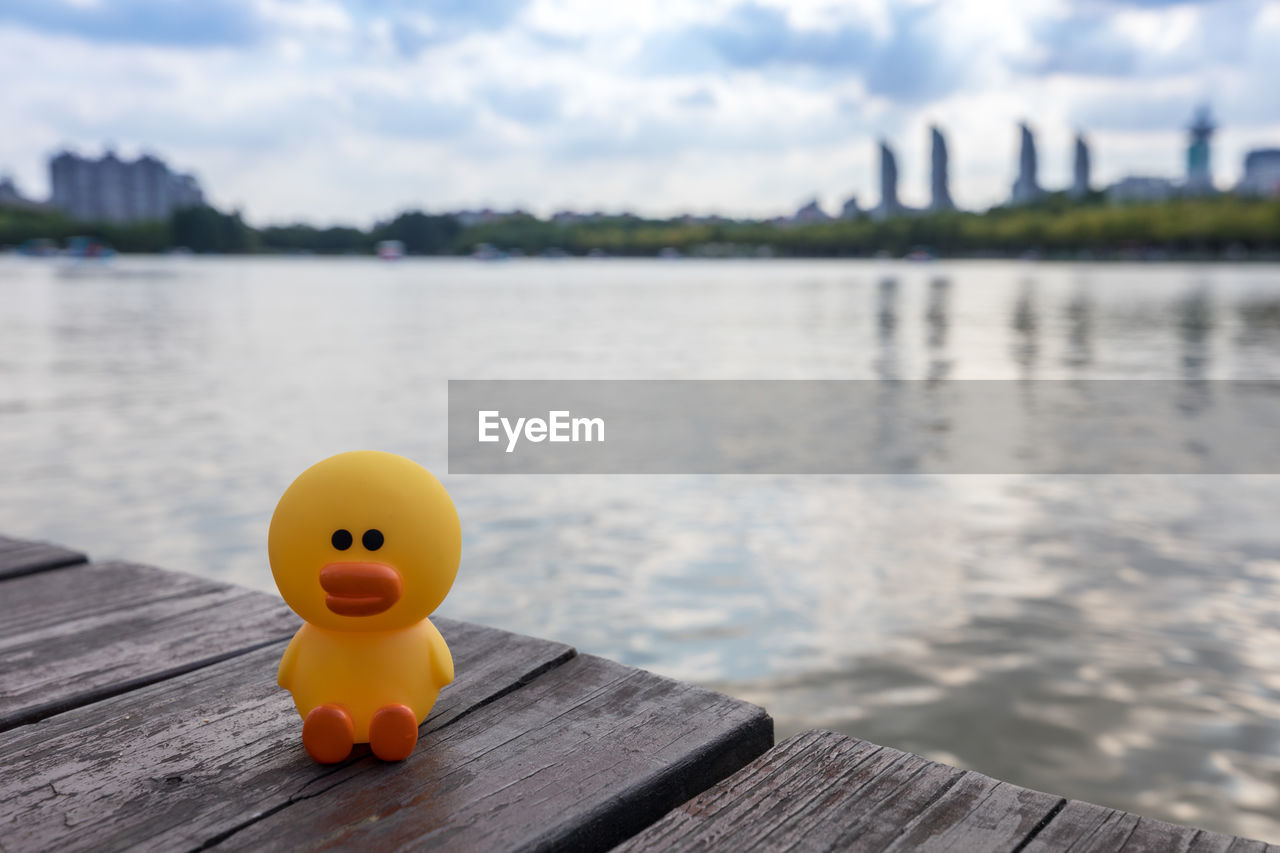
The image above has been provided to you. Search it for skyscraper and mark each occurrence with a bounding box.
[1186,105,1215,194]
[1010,122,1040,205]
[876,140,901,219]
[930,125,954,211]
[1071,133,1091,199]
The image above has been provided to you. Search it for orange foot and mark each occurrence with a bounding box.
[370,704,418,761]
[303,704,354,764]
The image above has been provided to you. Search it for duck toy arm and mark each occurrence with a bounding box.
[277,630,302,690]
[427,620,455,687]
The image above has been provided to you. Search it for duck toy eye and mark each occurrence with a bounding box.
[331,529,353,550]
[362,529,384,551]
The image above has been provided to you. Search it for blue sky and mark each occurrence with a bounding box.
[1,0,1278,224]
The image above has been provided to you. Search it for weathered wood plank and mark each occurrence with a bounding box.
[213,653,774,853]
[0,560,299,730]
[1226,839,1276,853]
[1022,798,1269,853]
[616,728,889,852]
[881,774,1061,852]
[0,534,87,580]
[0,619,575,852]
[616,730,1058,852]
[619,731,1273,852]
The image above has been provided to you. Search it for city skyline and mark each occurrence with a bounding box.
[1,1,1278,225]
[12,106,1277,228]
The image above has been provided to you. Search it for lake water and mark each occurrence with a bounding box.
[3,256,1280,840]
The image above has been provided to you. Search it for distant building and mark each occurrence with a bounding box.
[1010,123,1041,205]
[678,213,733,226]
[49,149,204,223]
[1237,149,1280,196]
[550,210,601,226]
[839,194,861,219]
[455,208,534,226]
[1071,133,1091,199]
[929,126,953,211]
[1185,105,1216,194]
[792,199,831,224]
[1107,176,1177,203]
[875,140,902,219]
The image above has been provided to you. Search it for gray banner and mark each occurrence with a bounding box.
[448,380,1280,474]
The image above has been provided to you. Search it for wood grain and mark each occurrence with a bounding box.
[615,730,1272,853]
[214,653,774,853]
[0,560,299,730]
[0,534,87,580]
[0,620,575,852]
[1022,798,1274,853]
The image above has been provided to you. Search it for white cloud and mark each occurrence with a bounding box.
[0,0,1277,223]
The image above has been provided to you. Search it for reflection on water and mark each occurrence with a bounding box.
[1064,279,1094,370]
[3,257,1280,839]
[925,276,951,381]
[1011,279,1039,376]
[1181,286,1213,379]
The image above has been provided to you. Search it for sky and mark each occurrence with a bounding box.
[1,0,1278,226]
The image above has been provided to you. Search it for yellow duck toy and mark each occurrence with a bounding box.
[268,451,461,763]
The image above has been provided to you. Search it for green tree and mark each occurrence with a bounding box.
[171,206,255,253]
[371,211,462,254]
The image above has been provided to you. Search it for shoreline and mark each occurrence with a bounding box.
[7,250,1280,263]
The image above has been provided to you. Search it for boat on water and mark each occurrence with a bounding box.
[64,236,116,260]
[376,239,405,260]
[471,243,508,261]
[52,237,121,278]
[17,238,59,257]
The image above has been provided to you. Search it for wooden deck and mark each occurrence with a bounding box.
[616,730,1274,853]
[0,533,1271,852]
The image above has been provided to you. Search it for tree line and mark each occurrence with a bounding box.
[2,195,1278,258]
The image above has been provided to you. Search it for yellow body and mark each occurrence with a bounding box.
[277,620,453,741]
[268,451,462,743]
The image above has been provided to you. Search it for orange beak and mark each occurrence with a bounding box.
[319,562,402,616]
